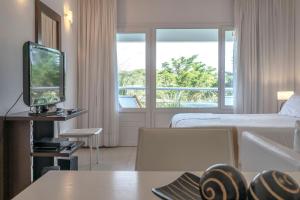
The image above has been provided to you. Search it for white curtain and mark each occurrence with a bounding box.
[234,0,295,114]
[77,0,119,147]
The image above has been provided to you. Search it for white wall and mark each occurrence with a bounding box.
[118,0,234,26]
[0,0,78,130]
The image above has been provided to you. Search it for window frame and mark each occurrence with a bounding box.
[117,28,151,113]
[117,25,234,113]
[221,28,235,110]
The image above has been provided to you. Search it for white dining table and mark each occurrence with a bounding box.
[12,171,300,200]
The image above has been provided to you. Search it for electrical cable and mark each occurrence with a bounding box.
[4,92,23,120]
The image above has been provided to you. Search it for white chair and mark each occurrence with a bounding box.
[59,128,102,170]
[240,132,300,171]
[135,128,236,171]
[119,95,142,108]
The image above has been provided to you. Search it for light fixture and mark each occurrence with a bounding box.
[17,0,26,5]
[277,91,294,101]
[277,91,294,111]
[64,9,73,24]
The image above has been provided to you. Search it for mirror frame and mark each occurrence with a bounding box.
[35,0,62,50]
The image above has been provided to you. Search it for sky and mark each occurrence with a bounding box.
[117,41,233,73]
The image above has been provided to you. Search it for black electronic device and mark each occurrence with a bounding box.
[23,41,65,114]
[67,108,79,115]
[58,156,78,170]
[33,137,72,152]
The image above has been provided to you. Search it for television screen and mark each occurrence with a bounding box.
[23,42,65,107]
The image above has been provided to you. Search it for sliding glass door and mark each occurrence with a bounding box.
[116,27,235,145]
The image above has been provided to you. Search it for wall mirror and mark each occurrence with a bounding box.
[35,0,61,50]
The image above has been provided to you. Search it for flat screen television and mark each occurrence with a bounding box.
[23,41,65,110]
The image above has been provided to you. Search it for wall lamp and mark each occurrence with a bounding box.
[64,9,73,24]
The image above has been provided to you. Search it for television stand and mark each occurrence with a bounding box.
[0,109,88,200]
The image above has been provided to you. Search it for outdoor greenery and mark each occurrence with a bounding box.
[30,50,61,105]
[119,55,233,108]
[31,50,60,87]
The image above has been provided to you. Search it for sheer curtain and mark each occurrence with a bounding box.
[234,0,295,114]
[77,0,119,147]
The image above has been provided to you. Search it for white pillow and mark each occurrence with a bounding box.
[279,95,300,117]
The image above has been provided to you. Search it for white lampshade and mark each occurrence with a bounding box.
[277,91,294,101]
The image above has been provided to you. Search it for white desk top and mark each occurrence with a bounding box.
[13,171,300,200]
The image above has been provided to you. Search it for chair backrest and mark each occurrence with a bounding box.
[119,95,142,108]
[240,132,300,171]
[135,128,235,171]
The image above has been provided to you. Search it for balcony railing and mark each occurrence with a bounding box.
[119,86,233,92]
[119,86,233,108]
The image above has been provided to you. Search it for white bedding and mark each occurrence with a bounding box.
[171,113,299,148]
[171,113,298,128]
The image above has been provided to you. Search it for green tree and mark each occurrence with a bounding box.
[156,55,218,107]
[31,50,61,104]
[31,51,60,87]
[119,69,145,88]
[225,72,233,88]
[118,69,146,106]
[157,55,217,87]
[119,55,219,108]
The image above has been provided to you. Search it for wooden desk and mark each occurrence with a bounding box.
[12,171,300,200]
[0,109,87,200]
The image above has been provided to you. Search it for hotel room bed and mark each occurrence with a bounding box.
[171,113,297,128]
[168,95,300,168]
[171,95,300,135]
[171,113,300,168]
[171,113,298,147]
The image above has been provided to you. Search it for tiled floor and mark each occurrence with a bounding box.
[74,147,137,171]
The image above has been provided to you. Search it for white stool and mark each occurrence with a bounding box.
[59,128,102,170]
